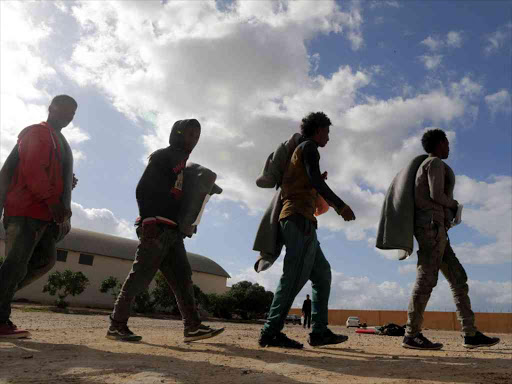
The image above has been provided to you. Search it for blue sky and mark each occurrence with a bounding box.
[1,0,511,312]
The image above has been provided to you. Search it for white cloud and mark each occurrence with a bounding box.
[72,150,86,162]
[485,89,512,116]
[369,1,401,9]
[485,22,512,55]
[237,141,255,149]
[421,36,443,51]
[70,202,135,239]
[0,2,89,164]
[421,31,463,51]
[398,264,417,275]
[419,54,443,70]
[446,31,463,48]
[452,175,512,265]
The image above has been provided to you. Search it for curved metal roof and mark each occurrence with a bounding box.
[0,226,230,278]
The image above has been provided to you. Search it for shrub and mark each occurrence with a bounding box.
[227,281,274,320]
[43,270,89,308]
[206,293,236,319]
[151,272,178,314]
[100,276,122,300]
[152,272,209,316]
[133,289,156,314]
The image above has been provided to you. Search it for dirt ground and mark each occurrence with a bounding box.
[0,306,510,384]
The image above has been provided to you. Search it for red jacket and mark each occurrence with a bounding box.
[4,122,63,221]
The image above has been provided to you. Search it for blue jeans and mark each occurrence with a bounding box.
[262,215,331,336]
[0,217,56,322]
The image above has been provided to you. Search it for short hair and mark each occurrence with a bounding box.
[300,112,332,138]
[50,95,77,108]
[421,129,447,153]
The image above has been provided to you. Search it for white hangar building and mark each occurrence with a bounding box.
[0,227,230,309]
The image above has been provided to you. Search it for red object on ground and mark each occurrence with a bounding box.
[355,328,378,334]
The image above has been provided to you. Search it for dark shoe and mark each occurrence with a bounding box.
[0,320,30,339]
[259,332,303,349]
[184,324,224,343]
[402,333,443,350]
[463,331,500,349]
[308,329,348,347]
[106,322,142,342]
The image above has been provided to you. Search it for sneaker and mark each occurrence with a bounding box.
[308,329,348,347]
[258,332,303,349]
[463,331,500,349]
[106,322,142,342]
[402,333,443,350]
[184,324,224,343]
[0,320,31,339]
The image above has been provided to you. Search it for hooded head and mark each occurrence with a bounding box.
[169,119,201,153]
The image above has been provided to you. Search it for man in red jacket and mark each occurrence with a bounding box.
[0,95,78,339]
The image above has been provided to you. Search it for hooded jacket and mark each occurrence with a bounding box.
[136,119,200,224]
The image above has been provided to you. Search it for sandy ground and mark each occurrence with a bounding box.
[0,306,510,384]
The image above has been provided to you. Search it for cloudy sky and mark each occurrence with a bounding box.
[1,0,511,312]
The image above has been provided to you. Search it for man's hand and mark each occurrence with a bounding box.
[338,204,356,221]
[72,173,78,190]
[321,171,328,180]
[49,202,70,223]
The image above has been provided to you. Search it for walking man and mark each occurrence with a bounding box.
[0,95,77,338]
[403,129,500,350]
[302,294,312,329]
[259,112,356,349]
[106,119,224,342]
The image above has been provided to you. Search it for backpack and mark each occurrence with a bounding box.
[376,323,406,337]
[256,133,302,189]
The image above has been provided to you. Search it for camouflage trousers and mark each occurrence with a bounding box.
[406,223,477,337]
[111,225,201,332]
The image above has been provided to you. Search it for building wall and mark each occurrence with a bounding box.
[192,271,229,295]
[1,239,228,309]
[289,308,512,334]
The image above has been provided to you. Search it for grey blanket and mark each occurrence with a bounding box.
[252,189,283,272]
[376,155,427,259]
[179,163,222,238]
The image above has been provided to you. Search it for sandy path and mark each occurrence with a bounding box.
[0,307,510,384]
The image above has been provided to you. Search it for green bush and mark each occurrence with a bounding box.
[133,289,156,314]
[206,293,236,319]
[43,270,89,308]
[151,272,178,314]
[152,272,209,316]
[227,281,274,320]
[99,276,122,300]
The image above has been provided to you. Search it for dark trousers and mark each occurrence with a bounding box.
[303,312,311,328]
[111,225,201,332]
[0,217,56,322]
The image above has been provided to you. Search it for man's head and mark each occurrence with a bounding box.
[169,119,201,153]
[300,112,332,147]
[48,95,77,129]
[421,129,450,159]
[306,294,310,299]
